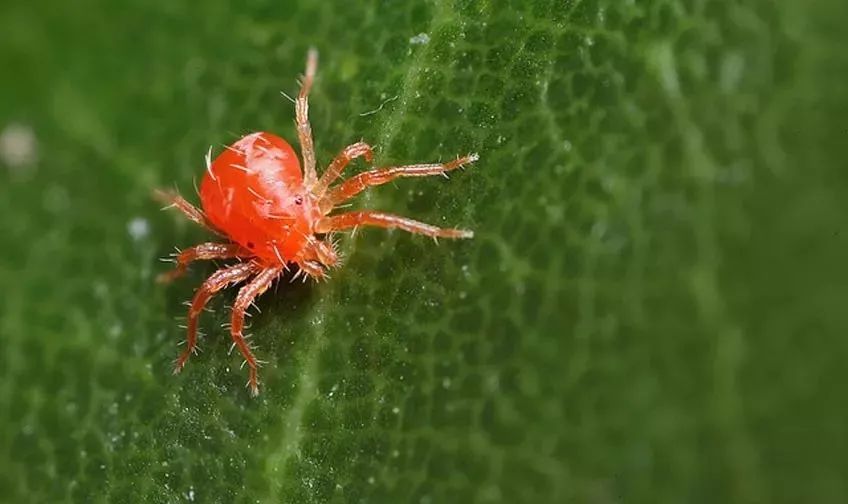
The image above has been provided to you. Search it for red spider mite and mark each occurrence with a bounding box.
[157,49,478,396]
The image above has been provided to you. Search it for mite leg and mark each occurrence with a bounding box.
[315,211,473,239]
[296,48,319,187]
[154,189,222,235]
[157,242,248,283]
[311,141,374,197]
[174,262,258,374]
[293,259,326,282]
[319,153,478,213]
[230,265,284,396]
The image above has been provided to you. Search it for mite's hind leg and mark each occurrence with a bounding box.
[229,265,284,396]
[319,153,478,213]
[154,189,222,235]
[296,48,319,187]
[315,211,473,240]
[174,262,258,374]
[158,242,248,283]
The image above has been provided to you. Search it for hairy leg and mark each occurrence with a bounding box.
[294,259,326,282]
[311,141,373,197]
[174,261,258,374]
[154,189,221,235]
[158,242,248,283]
[296,48,319,187]
[315,211,473,239]
[319,153,478,213]
[230,265,284,396]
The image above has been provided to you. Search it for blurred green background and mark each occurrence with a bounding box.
[1,0,847,502]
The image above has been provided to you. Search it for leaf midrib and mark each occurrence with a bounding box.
[260,1,457,499]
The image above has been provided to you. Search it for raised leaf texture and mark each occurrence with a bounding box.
[1,0,847,503]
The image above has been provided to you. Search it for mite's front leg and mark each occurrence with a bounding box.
[319,153,478,213]
[296,48,319,187]
[315,211,473,240]
[311,141,374,197]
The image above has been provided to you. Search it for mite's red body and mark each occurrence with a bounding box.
[200,131,319,264]
[158,50,478,395]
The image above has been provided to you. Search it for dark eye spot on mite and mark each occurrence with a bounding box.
[294,195,304,205]
[247,242,255,249]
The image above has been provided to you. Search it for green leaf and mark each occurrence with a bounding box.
[1,0,847,502]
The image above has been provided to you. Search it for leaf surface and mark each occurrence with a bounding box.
[1,0,847,502]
